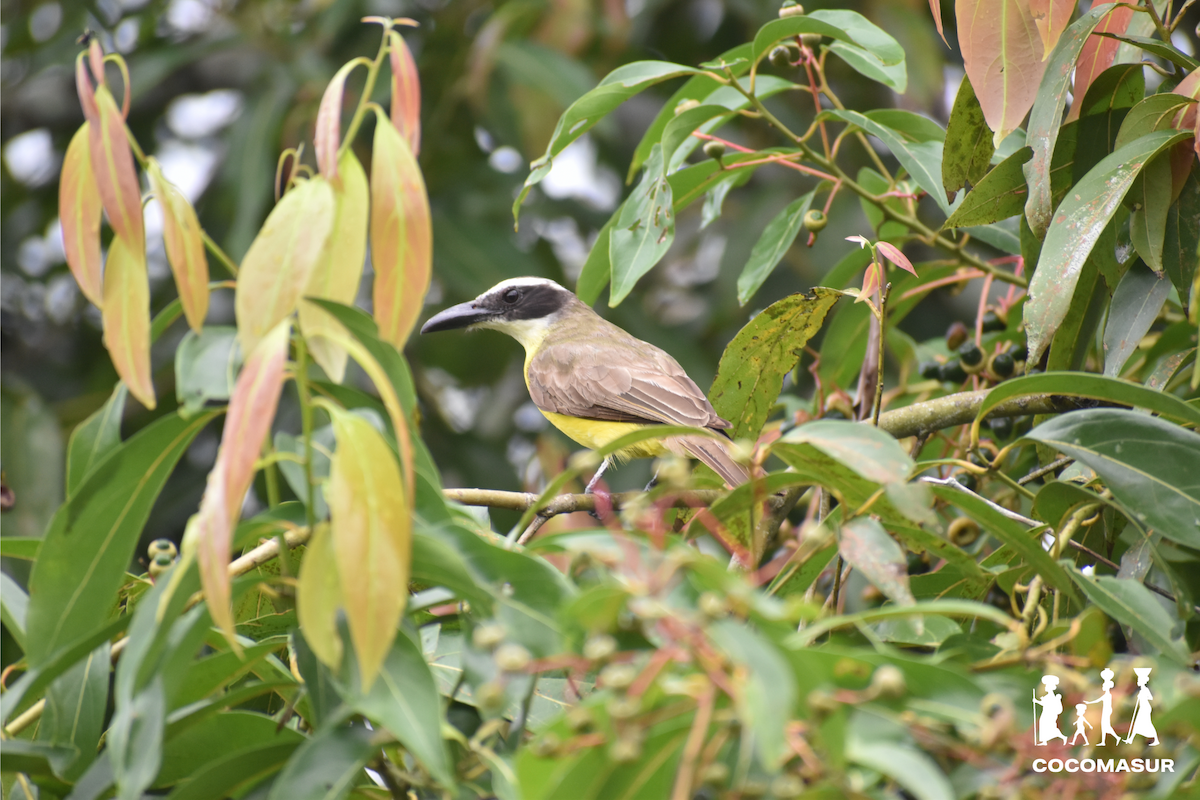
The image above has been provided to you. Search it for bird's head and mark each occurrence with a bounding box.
[420,277,577,349]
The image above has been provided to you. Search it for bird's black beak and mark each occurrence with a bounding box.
[420,301,496,334]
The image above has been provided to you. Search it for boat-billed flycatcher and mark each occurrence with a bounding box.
[420,278,749,488]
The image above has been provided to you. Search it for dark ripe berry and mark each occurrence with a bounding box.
[702,140,726,161]
[958,340,984,369]
[955,471,977,492]
[769,45,792,68]
[988,415,1014,440]
[989,351,1015,379]
[1011,344,1028,362]
[945,321,969,351]
[939,360,968,383]
[980,310,1006,332]
[919,360,942,380]
[823,408,848,420]
[803,209,827,232]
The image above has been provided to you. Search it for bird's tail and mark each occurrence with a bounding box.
[668,434,750,488]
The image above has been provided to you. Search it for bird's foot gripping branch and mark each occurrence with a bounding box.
[5,3,1199,799]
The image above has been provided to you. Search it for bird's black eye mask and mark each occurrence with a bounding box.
[481,284,570,321]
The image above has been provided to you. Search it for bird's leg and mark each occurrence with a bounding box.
[584,456,612,494]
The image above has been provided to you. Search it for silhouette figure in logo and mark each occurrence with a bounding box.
[1125,667,1159,746]
[1085,667,1121,745]
[1034,675,1068,745]
[1070,703,1092,745]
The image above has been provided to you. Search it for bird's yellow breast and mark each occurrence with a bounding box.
[537,411,668,461]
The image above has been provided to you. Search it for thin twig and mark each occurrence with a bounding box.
[1018,457,1074,485]
[872,282,891,426]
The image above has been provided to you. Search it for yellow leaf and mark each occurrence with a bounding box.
[102,236,155,409]
[299,150,369,382]
[314,60,365,180]
[60,123,104,308]
[195,459,238,652]
[235,178,335,354]
[370,108,431,349]
[148,159,209,332]
[327,406,411,690]
[89,85,144,246]
[296,522,344,669]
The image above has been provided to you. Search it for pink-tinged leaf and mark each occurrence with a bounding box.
[1067,4,1133,121]
[957,0,1047,146]
[235,178,335,354]
[75,53,99,123]
[327,405,411,690]
[314,60,364,180]
[87,38,105,86]
[876,241,917,275]
[300,150,369,382]
[389,30,422,155]
[1028,0,1074,59]
[929,0,949,47]
[857,261,882,303]
[370,109,432,349]
[102,236,155,409]
[147,159,209,332]
[1173,71,1200,162]
[60,123,104,308]
[296,522,343,669]
[194,458,237,651]
[88,85,144,246]
[221,320,290,525]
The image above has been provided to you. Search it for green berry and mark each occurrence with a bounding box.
[148,538,177,561]
[494,643,531,672]
[583,633,618,661]
[802,209,827,232]
[778,1,805,17]
[702,140,726,161]
[472,623,506,651]
[599,662,638,690]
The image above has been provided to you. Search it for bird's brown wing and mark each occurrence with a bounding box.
[527,336,730,430]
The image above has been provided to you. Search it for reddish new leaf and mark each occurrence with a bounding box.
[370,108,432,349]
[75,52,99,123]
[194,459,236,650]
[1068,4,1133,121]
[1173,71,1200,162]
[60,123,104,308]
[389,30,421,155]
[148,159,209,332]
[327,405,411,690]
[876,242,917,276]
[929,0,949,47]
[314,60,364,180]
[300,150,369,382]
[102,236,155,409]
[1028,0,1074,58]
[235,177,335,354]
[88,85,144,247]
[957,0,1047,146]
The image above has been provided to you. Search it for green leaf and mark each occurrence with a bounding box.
[514,61,703,223]
[627,44,752,181]
[266,722,374,800]
[0,740,79,778]
[175,326,241,416]
[575,208,618,305]
[737,192,816,304]
[777,419,914,485]
[0,537,39,560]
[943,147,1031,229]
[37,642,110,780]
[1069,570,1190,664]
[818,109,948,214]
[1096,32,1200,72]
[1023,3,1120,238]
[1103,263,1172,376]
[790,599,1015,647]
[341,631,454,787]
[172,639,290,710]
[710,288,841,440]
[157,710,305,788]
[65,384,126,497]
[972,371,1200,436]
[1114,94,1196,151]
[827,41,906,93]
[25,410,217,666]
[163,741,299,800]
[749,15,856,64]
[810,9,906,92]
[110,677,167,800]
[1163,167,1200,302]
[927,483,1076,598]
[847,741,954,800]
[1025,409,1200,548]
[839,517,913,607]
[609,144,673,306]
[1025,130,1191,364]
[1128,153,1173,273]
[0,572,28,649]
[942,74,995,201]
[709,620,795,769]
